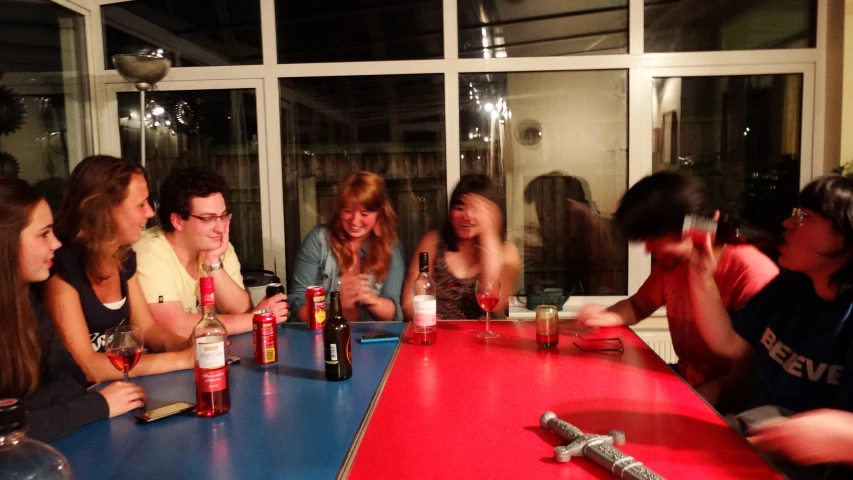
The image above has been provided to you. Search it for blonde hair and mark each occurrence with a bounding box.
[327,172,398,282]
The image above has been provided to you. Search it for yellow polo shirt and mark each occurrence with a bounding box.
[133,226,245,314]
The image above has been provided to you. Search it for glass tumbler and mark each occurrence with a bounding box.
[535,305,559,348]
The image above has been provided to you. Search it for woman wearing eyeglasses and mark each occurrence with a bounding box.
[289,171,405,322]
[43,156,193,382]
[688,176,853,476]
[133,167,288,338]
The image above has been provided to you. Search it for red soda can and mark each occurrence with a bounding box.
[306,286,326,332]
[252,310,278,366]
[682,214,718,244]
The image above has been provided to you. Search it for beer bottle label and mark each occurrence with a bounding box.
[326,343,339,364]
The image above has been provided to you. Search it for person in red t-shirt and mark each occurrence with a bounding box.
[578,171,779,407]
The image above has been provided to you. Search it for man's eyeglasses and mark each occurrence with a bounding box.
[790,208,809,227]
[189,212,232,224]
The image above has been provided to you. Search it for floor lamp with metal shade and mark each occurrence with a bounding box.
[111,54,171,167]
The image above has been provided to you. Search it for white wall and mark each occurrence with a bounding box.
[840,0,853,165]
[504,70,628,230]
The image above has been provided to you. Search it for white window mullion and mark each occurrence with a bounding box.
[629,0,644,56]
[262,76,287,275]
[260,0,278,67]
[444,71,461,198]
[626,66,653,294]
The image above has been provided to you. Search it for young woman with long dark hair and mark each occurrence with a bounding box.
[0,177,145,442]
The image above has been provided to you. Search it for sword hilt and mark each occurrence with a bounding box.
[540,412,666,480]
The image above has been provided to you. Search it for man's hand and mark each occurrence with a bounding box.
[748,409,853,466]
[577,304,623,328]
[687,210,720,276]
[203,219,231,266]
[256,293,289,323]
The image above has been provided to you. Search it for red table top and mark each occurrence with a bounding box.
[345,321,782,479]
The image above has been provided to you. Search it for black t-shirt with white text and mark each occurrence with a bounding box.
[51,246,136,352]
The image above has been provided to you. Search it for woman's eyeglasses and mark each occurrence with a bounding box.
[189,212,233,224]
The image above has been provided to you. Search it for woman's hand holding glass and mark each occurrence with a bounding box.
[100,381,147,418]
[355,274,381,307]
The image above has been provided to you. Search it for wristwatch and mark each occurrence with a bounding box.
[202,259,223,272]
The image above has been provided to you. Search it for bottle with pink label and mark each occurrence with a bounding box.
[412,252,437,345]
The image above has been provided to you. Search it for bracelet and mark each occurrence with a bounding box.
[202,259,223,272]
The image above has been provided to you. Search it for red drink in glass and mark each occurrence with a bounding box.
[106,347,142,373]
[476,294,499,312]
[536,332,559,348]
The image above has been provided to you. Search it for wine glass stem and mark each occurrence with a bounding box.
[123,371,129,382]
[485,311,491,333]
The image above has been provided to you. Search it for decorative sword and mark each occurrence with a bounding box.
[540,411,666,480]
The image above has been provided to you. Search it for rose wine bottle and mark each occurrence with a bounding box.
[193,277,230,417]
[412,252,436,345]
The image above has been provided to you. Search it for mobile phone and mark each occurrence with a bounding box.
[227,355,241,365]
[135,401,195,423]
[359,334,400,344]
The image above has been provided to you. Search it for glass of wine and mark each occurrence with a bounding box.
[105,326,143,382]
[475,279,501,339]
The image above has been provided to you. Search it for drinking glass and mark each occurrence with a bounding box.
[475,279,501,339]
[105,326,143,382]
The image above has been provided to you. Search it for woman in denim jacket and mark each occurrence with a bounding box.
[289,172,405,322]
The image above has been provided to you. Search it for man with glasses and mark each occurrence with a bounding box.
[689,176,853,479]
[134,167,287,337]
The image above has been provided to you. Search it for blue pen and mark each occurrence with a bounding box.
[359,334,400,344]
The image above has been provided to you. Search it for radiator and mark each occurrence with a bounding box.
[632,327,678,364]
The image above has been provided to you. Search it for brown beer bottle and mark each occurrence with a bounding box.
[323,291,352,381]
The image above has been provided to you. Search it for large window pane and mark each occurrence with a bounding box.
[0,0,91,210]
[461,71,628,296]
[645,0,816,53]
[275,0,443,63]
[458,0,628,58]
[280,75,445,283]
[117,89,263,269]
[652,74,802,253]
[102,0,262,68]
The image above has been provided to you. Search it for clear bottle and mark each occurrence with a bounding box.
[412,252,437,345]
[193,277,230,417]
[323,291,352,381]
[0,399,72,479]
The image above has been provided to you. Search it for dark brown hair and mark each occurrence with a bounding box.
[327,172,398,282]
[799,175,853,301]
[441,174,502,252]
[0,177,45,397]
[55,155,147,280]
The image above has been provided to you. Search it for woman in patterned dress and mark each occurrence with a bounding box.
[401,174,520,320]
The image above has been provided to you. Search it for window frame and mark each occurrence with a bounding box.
[54,0,829,301]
